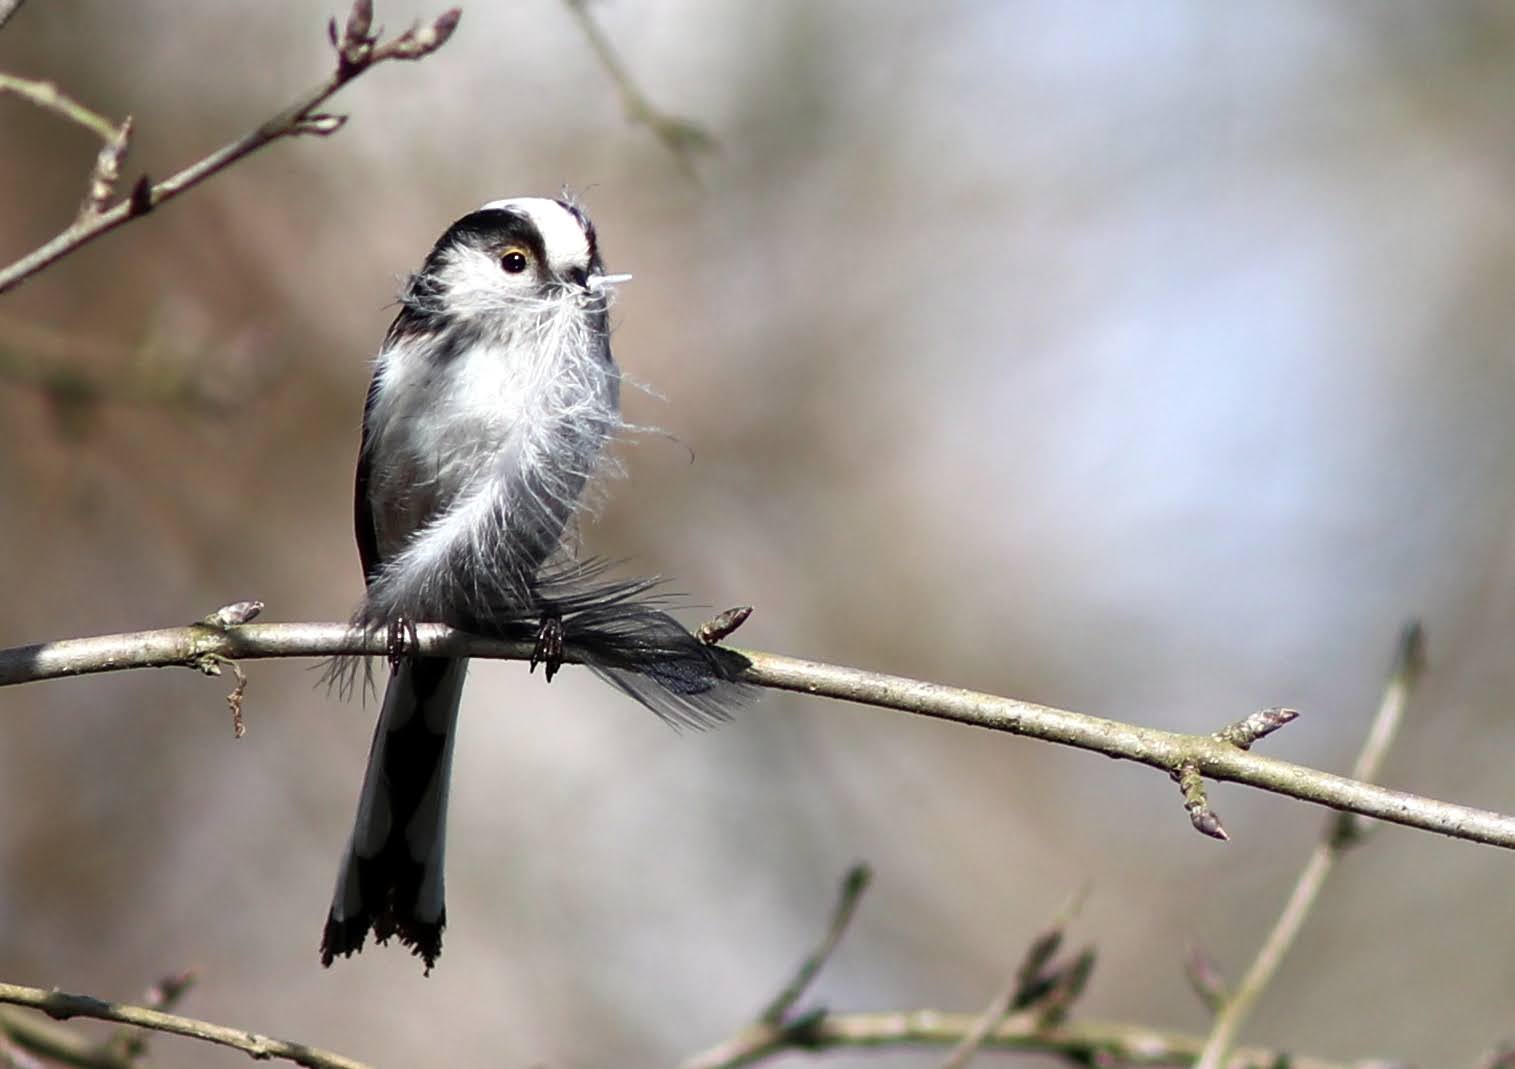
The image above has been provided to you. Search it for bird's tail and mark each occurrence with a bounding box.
[321,655,468,973]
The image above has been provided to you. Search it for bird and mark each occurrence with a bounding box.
[320,197,747,972]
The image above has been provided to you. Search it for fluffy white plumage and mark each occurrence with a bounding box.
[359,204,622,627]
[323,197,746,974]
[324,197,620,972]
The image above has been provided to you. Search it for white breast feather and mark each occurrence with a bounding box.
[361,280,620,626]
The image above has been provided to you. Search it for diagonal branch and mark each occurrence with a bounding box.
[757,864,871,1026]
[0,1006,134,1069]
[0,1,461,296]
[936,889,1093,1069]
[1193,622,1427,1069]
[682,870,1383,1069]
[684,1008,1387,1069]
[0,616,1511,853]
[0,74,118,140]
[559,0,715,175]
[0,0,26,31]
[0,982,370,1069]
[685,866,873,1069]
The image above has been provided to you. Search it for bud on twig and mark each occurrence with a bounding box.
[382,8,462,60]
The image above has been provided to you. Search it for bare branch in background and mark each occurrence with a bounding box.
[682,869,1390,1069]
[0,1006,132,1069]
[560,0,716,176]
[0,0,27,31]
[687,1010,1395,1069]
[937,889,1093,1069]
[78,117,133,221]
[1,615,1512,853]
[0,882,1400,1069]
[757,864,871,1028]
[100,969,198,1066]
[0,1,461,296]
[1194,622,1427,1069]
[0,73,138,228]
[1477,1041,1515,1069]
[0,981,370,1069]
[1184,942,1230,1014]
[0,74,120,140]
[0,321,275,436]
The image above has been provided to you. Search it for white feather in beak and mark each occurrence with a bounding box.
[586,272,633,292]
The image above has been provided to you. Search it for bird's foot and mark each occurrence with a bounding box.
[530,610,565,682]
[387,616,418,669]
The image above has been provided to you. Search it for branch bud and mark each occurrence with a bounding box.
[344,0,374,46]
[383,8,462,59]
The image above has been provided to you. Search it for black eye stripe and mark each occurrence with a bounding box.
[431,209,549,268]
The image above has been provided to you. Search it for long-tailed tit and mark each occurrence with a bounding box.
[320,198,747,972]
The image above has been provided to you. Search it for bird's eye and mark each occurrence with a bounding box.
[500,248,530,274]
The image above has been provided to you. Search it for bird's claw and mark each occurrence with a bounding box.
[530,612,565,682]
[387,616,418,669]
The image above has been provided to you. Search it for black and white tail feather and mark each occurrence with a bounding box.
[320,197,749,973]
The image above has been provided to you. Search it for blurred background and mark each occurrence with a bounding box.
[3,2,1515,1066]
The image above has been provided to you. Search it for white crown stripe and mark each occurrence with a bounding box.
[477,197,591,268]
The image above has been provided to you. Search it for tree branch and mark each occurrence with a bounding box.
[1194,622,1426,1069]
[683,1008,1385,1069]
[0,982,370,1069]
[0,1007,134,1069]
[683,867,1395,1069]
[757,864,871,1027]
[0,0,27,32]
[0,1,461,296]
[559,0,715,175]
[0,74,119,141]
[1,615,1512,853]
[0,969,197,1069]
[935,889,1092,1069]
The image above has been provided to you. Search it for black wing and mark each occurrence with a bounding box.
[354,367,384,586]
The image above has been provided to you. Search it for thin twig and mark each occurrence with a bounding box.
[1184,943,1230,1014]
[0,1007,133,1069]
[0,2,461,296]
[0,321,275,426]
[78,117,133,222]
[683,867,873,1069]
[758,864,871,1026]
[681,1008,1382,1069]
[0,1035,45,1069]
[1175,708,1296,839]
[559,0,714,175]
[0,983,371,1069]
[101,968,197,1064]
[1194,622,1427,1069]
[0,619,1508,851]
[1476,1040,1515,1069]
[0,74,119,141]
[0,73,137,222]
[0,340,203,416]
[937,889,1091,1069]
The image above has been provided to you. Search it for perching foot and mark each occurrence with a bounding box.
[530,610,565,682]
